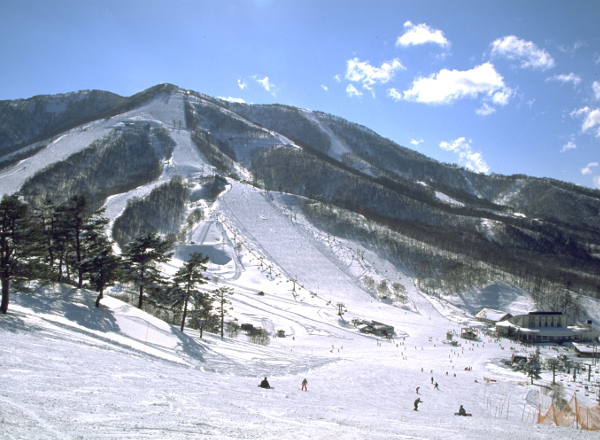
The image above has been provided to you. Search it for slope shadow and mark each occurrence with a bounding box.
[170,326,208,363]
[12,284,120,333]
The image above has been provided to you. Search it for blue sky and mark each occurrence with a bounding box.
[2,0,600,188]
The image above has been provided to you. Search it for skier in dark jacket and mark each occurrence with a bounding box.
[259,377,271,389]
[458,405,466,416]
[414,398,422,411]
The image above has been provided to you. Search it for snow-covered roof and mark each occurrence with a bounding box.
[476,308,511,322]
[573,342,599,354]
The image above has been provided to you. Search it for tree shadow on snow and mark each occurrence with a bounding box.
[12,284,120,334]
[169,327,208,363]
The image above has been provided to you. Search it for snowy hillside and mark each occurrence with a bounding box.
[3,277,599,439]
[2,84,600,437]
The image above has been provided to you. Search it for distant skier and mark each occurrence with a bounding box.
[434,382,439,390]
[431,377,434,384]
[301,378,308,391]
[416,386,420,394]
[259,377,271,389]
[414,398,422,411]
[455,405,471,416]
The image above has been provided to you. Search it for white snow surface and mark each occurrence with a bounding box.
[2,87,600,438]
[3,277,598,439]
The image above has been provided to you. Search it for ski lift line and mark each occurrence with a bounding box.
[217,200,299,297]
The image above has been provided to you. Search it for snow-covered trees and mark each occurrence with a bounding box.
[122,232,172,309]
[163,252,209,332]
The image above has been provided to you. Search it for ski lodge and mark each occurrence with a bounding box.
[475,308,512,326]
[495,311,599,343]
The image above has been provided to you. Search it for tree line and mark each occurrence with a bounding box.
[0,194,232,337]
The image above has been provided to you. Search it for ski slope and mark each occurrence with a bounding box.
[2,87,600,439]
[3,278,598,439]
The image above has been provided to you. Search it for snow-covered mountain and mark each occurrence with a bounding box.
[1,83,599,320]
[2,84,600,439]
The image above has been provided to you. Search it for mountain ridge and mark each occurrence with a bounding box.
[1,83,598,322]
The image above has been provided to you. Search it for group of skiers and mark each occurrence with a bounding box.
[413,398,469,416]
[259,377,308,391]
[259,376,469,416]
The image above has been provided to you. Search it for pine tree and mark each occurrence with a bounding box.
[58,196,109,288]
[212,286,234,338]
[122,232,172,309]
[525,347,542,384]
[164,252,209,332]
[86,248,123,308]
[0,196,44,314]
[190,299,217,338]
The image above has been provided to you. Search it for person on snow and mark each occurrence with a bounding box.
[414,398,422,411]
[259,377,271,389]
[434,382,439,390]
[416,386,420,394]
[301,378,308,391]
[458,405,467,416]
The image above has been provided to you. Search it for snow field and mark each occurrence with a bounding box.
[2,283,596,439]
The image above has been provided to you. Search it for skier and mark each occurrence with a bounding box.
[434,382,439,390]
[301,378,308,391]
[416,386,420,394]
[414,398,422,411]
[455,405,471,416]
[259,377,271,389]
[430,377,434,384]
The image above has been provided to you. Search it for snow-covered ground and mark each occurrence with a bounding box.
[2,87,600,439]
[3,209,600,439]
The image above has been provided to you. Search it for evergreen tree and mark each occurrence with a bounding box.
[59,196,109,288]
[164,252,209,332]
[0,196,43,314]
[122,232,172,309]
[190,300,217,338]
[525,347,542,384]
[212,286,234,338]
[86,248,123,308]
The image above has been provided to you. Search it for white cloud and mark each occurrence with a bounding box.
[253,75,276,94]
[439,137,490,174]
[321,85,328,91]
[396,21,450,48]
[219,97,246,104]
[583,109,600,135]
[476,103,496,116]
[401,63,512,108]
[558,41,586,53]
[238,79,247,90]
[595,54,600,65]
[334,74,341,82]
[573,107,600,137]
[546,73,581,86]
[387,88,402,101]
[593,81,600,100]
[346,58,405,91]
[560,141,576,153]
[410,138,424,146]
[581,162,598,175]
[594,176,600,188]
[346,84,363,98]
[490,36,555,70]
